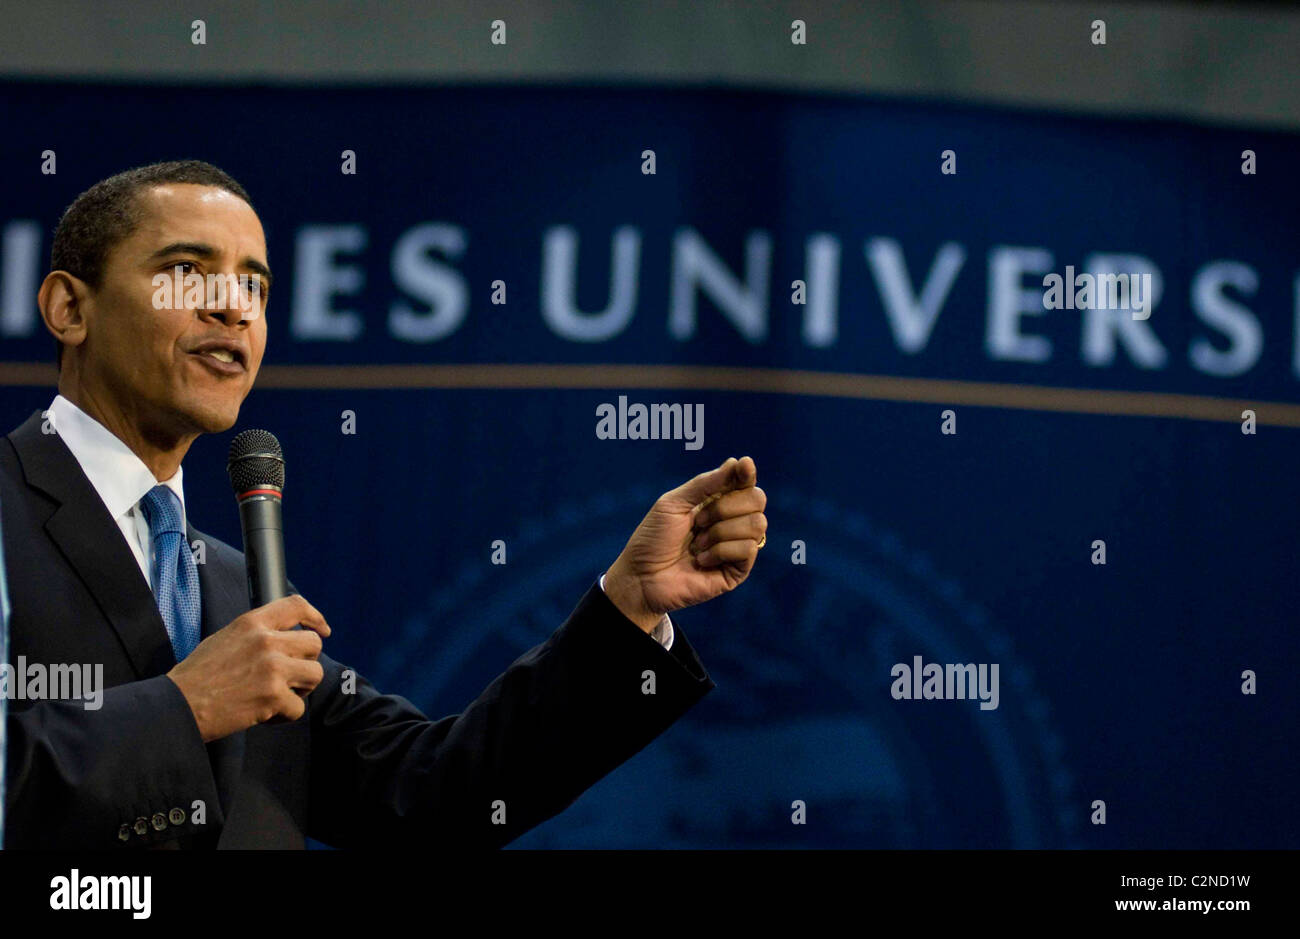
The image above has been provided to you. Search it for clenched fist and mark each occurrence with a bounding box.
[604,456,767,632]
[165,594,332,743]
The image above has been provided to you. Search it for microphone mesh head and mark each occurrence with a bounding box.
[228,428,285,492]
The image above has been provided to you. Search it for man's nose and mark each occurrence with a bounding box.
[198,275,259,325]
[203,308,242,326]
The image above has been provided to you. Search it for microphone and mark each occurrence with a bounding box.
[227,429,288,607]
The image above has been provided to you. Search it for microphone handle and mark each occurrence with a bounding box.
[237,494,288,606]
[236,492,306,711]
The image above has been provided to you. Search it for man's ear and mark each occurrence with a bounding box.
[39,270,90,355]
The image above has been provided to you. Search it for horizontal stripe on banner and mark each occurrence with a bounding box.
[4,361,1296,427]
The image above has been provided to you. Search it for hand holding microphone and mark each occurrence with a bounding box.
[166,430,330,743]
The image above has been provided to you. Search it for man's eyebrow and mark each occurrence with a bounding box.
[148,242,273,288]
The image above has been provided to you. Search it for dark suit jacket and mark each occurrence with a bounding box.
[1,409,715,849]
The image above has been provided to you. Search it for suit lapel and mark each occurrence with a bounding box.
[190,523,246,643]
[8,410,176,679]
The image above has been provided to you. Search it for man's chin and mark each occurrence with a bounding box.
[201,406,242,434]
[178,399,243,435]
[202,413,240,434]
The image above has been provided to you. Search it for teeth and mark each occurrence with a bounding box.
[204,349,235,364]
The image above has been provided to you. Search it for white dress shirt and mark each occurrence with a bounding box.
[46,395,185,592]
[45,395,674,649]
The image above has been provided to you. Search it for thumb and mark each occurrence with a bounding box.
[673,456,756,506]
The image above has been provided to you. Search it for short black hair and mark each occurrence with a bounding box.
[49,160,255,369]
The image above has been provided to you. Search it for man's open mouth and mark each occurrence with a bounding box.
[189,343,247,371]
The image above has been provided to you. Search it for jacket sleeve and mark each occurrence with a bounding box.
[3,674,224,849]
[305,581,715,849]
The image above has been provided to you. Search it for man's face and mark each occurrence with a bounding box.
[78,183,270,437]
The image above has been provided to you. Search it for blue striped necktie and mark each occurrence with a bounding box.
[139,485,201,662]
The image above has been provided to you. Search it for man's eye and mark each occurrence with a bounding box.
[173,262,197,275]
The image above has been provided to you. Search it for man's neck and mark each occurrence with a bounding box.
[58,382,196,482]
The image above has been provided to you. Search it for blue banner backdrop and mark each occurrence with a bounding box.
[1,82,1298,848]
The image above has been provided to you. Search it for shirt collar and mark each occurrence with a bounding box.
[47,394,187,527]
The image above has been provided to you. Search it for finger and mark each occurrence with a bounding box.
[694,487,766,529]
[695,538,760,568]
[733,455,757,489]
[673,455,756,507]
[274,687,308,722]
[274,627,324,659]
[261,595,331,637]
[690,512,766,554]
[278,656,325,693]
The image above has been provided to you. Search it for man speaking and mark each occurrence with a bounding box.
[0,160,768,849]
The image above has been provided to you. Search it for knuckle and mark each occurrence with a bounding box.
[302,631,323,655]
[262,672,282,697]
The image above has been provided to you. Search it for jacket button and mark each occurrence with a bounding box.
[133,817,149,836]
[168,807,186,825]
[118,824,131,842]
[151,813,167,831]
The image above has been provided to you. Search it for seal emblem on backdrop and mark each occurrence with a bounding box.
[369,484,1081,848]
